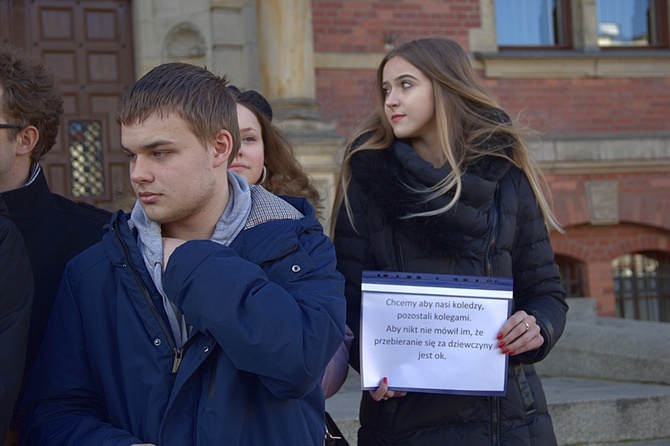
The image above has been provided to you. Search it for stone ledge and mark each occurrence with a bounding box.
[536,299,670,384]
[545,377,670,446]
[474,50,670,78]
[328,375,670,446]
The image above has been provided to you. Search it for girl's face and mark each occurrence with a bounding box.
[381,56,437,148]
[230,104,265,184]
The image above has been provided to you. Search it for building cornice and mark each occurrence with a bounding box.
[473,50,670,79]
[534,136,670,174]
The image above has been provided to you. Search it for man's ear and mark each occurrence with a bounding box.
[15,125,39,156]
[212,129,233,168]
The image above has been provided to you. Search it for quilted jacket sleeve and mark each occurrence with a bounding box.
[509,170,568,364]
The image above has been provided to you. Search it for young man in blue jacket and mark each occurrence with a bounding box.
[20,63,346,446]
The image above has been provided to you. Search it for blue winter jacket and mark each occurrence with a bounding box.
[21,194,346,445]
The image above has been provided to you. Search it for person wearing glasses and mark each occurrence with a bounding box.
[0,43,110,444]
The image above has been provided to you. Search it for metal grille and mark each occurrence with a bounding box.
[69,120,104,197]
[613,252,670,322]
[556,255,585,298]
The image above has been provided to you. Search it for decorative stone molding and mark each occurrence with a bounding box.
[533,137,670,174]
[163,22,206,65]
[585,180,619,225]
[473,51,670,79]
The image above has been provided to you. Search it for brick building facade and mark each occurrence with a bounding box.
[309,0,670,320]
[2,0,668,320]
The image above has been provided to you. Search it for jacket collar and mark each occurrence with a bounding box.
[1,168,54,221]
[348,138,512,257]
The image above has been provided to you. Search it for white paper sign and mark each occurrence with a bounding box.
[360,271,513,396]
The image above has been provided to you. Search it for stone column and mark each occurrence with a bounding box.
[257,0,335,134]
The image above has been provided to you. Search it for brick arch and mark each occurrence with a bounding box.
[551,237,593,263]
[619,193,670,231]
[605,233,670,260]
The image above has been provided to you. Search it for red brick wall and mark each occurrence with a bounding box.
[312,1,670,318]
[316,70,377,141]
[547,171,670,316]
[484,77,670,137]
[313,1,670,138]
[312,0,477,53]
[313,0,480,136]
[547,171,670,229]
[319,70,670,138]
[551,224,670,317]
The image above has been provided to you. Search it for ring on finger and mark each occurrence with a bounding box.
[382,396,389,400]
[524,322,530,332]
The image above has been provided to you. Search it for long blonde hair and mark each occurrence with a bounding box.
[333,37,560,233]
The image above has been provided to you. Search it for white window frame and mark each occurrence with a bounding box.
[471,0,670,78]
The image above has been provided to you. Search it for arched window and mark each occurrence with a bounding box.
[612,251,670,322]
[555,255,586,298]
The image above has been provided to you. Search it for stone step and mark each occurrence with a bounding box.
[544,377,670,446]
[326,372,670,445]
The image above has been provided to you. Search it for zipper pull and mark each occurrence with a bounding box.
[172,348,183,375]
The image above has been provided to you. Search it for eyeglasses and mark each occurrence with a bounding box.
[0,124,21,130]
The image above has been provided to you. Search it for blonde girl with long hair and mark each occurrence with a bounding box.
[332,37,567,445]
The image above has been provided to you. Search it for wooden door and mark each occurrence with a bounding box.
[1,0,135,210]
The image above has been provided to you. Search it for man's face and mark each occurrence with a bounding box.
[122,112,228,236]
[0,88,21,192]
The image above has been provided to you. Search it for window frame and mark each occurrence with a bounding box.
[556,255,586,298]
[597,0,669,50]
[472,0,670,79]
[496,0,574,51]
[612,251,670,323]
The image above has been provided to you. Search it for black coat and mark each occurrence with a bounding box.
[2,169,111,401]
[0,197,33,438]
[333,139,568,445]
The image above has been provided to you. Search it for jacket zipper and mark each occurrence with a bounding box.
[171,348,183,374]
[113,218,183,375]
[491,395,500,446]
[485,184,500,445]
[485,184,500,277]
[394,227,406,272]
[171,335,200,375]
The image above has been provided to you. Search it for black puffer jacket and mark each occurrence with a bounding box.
[333,138,568,445]
[0,197,33,438]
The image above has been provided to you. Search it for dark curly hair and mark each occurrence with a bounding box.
[0,43,63,162]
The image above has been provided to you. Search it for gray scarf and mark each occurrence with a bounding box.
[130,171,252,346]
